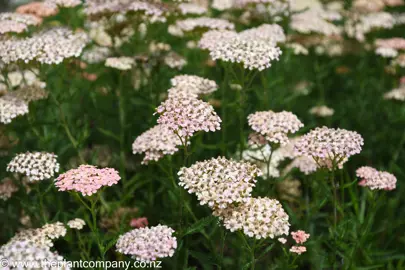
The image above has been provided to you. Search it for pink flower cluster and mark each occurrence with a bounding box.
[0,12,41,34]
[356,166,397,190]
[156,97,221,139]
[375,38,405,50]
[130,217,148,228]
[291,230,310,244]
[294,127,364,169]
[116,225,177,262]
[54,165,121,196]
[285,230,310,255]
[248,111,304,146]
[169,75,218,98]
[132,124,183,164]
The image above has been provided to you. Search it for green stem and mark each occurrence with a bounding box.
[75,193,105,260]
[266,145,274,180]
[117,73,127,182]
[51,93,85,164]
[35,185,47,223]
[331,163,337,230]
[219,230,227,270]
[221,63,229,156]
[90,196,105,261]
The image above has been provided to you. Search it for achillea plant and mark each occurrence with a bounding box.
[1,0,404,268]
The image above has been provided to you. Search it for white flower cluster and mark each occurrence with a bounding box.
[0,69,40,90]
[156,97,221,139]
[0,95,28,124]
[175,17,235,33]
[210,37,282,71]
[127,1,167,23]
[248,111,304,145]
[252,0,292,21]
[116,225,177,262]
[356,166,397,190]
[0,178,18,201]
[291,9,342,36]
[235,0,278,6]
[178,157,262,208]
[212,0,234,10]
[105,57,135,70]
[239,24,286,44]
[294,127,364,169]
[82,46,111,64]
[198,30,238,51]
[0,12,41,34]
[7,152,60,182]
[9,222,67,248]
[67,218,86,230]
[0,240,70,270]
[376,47,398,58]
[199,24,286,70]
[169,75,218,98]
[45,0,82,8]
[163,52,187,69]
[41,222,67,240]
[213,197,290,239]
[384,85,405,101]
[178,3,207,15]
[7,82,48,103]
[309,105,334,117]
[0,28,89,65]
[345,12,395,41]
[0,222,69,268]
[84,0,166,22]
[286,43,309,55]
[132,125,183,164]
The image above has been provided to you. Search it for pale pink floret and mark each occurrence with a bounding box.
[278,238,287,244]
[116,225,177,262]
[291,230,310,244]
[290,246,307,255]
[248,111,304,146]
[294,127,364,170]
[356,166,397,190]
[132,124,183,164]
[375,38,405,50]
[55,165,120,196]
[156,97,221,140]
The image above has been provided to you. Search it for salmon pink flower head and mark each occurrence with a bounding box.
[291,230,310,244]
[16,2,59,18]
[116,225,177,262]
[356,166,396,190]
[130,217,148,228]
[55,165,120,196]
